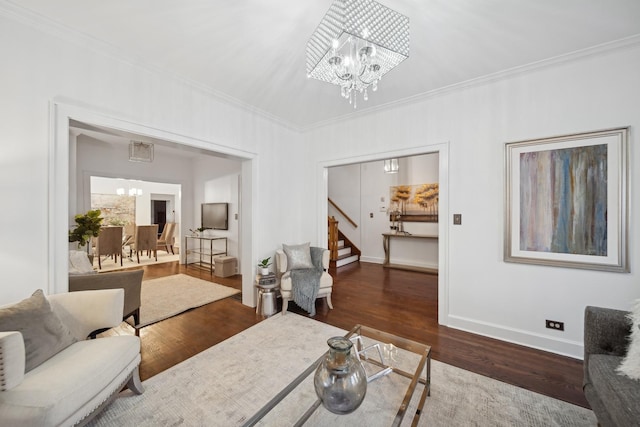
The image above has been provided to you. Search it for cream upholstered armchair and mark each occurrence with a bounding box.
[275,245,333,315]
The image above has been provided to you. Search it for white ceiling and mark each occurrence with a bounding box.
[14,0,640,129]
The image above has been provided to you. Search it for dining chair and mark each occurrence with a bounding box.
[129,224,159,263]
[122,223,135,248]
[96,226,124,269]
[157,222,176,254]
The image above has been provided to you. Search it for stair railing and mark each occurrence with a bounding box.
[328,198,358,229]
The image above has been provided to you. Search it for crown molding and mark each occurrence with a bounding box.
[3,0,639,134]
[0,0,301,132]
[301,33,640,132]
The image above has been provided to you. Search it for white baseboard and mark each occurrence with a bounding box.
[447,314,584,360]
[394,260,438,270]
[359,257,438,271]
[360,259,579,358]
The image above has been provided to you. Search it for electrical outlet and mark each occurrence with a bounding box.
[545,320,564,331]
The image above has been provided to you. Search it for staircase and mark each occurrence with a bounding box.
[334,237,359,268]
[328,216,360,269]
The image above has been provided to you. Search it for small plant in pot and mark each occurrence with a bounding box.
[69,209,103,261]
[258,257,272,275]
[189,227,206,237]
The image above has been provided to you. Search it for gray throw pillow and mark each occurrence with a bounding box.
[283,242,314,270]
[0,289,77,372]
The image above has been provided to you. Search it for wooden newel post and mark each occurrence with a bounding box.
[328,216,339,261]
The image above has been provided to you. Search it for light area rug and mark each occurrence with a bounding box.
[95,252,180,272]
[89,313,595,427]
[128,274,240,328]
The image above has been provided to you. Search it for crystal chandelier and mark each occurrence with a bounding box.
[306,0,409,108]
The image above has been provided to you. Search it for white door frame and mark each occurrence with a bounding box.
[316,142,450,325]
[49,100,258,306]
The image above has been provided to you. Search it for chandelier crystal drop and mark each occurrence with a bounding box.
[306,0,410,108]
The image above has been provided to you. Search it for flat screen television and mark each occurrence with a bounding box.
[201,202,228,230]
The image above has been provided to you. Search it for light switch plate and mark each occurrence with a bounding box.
[453,214,462,225]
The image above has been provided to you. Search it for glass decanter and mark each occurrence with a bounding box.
[313,336,367,414]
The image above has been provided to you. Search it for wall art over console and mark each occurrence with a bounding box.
[504,127,628,272]
[389,183,439,222]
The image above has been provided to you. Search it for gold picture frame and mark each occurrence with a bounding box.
[389,183,439,223]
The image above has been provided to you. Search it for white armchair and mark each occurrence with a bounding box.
[275,247,333,315]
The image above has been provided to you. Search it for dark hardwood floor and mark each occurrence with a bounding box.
[104,260,588,409]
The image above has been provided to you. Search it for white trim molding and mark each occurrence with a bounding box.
[49,100,258,305]
[448,314,583,359]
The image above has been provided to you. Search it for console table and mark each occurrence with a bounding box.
[184,236,228,273]
[382,233,438,274]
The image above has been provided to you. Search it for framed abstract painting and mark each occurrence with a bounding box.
[504,127,629,272]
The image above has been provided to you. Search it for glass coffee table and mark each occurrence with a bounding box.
[243,324,431,427]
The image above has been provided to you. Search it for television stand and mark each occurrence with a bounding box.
[184,236,228,273]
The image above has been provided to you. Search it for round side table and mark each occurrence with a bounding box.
[255,277,279,317]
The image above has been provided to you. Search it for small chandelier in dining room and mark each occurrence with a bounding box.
[115,187,143,197]
[306,0,410,108]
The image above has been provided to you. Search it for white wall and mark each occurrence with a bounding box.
[0,11,298,305]
[2,6,639,359]
[328,163,361,246]
[310,44,640,358]
[192,157,241,265]
[367,155,439,267]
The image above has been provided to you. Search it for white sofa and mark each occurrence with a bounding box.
[0,289,143,426]
[275,247,333,314]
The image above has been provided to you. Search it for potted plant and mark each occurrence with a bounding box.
[258,257,272,275]
[189,227,206,237]
[69,209,103,251]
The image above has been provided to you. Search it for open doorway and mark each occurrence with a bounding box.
[151,194,177,237]
[51,101,257,307]
[90,176,182,252]
[86,176,182,270]
[73,127,242,269]
[319,142,449,325]
[152,201,167,235]
[327,153,439,271]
